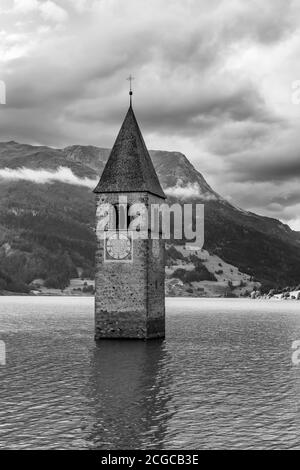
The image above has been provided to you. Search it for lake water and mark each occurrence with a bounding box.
[0,296,300,450]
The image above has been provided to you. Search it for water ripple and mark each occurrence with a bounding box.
[0,297,300,449]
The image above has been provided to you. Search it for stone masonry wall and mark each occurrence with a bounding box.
[146,193,166,338]
[95,192,165,339]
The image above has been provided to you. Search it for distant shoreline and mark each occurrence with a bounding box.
[0,292,299,301]
[0,291,94,297]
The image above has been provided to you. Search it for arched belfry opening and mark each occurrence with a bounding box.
[113,204,131,231]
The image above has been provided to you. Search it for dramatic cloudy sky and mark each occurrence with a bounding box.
[1,0,300,229]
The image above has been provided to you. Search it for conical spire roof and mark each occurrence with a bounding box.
[94,106,165,198]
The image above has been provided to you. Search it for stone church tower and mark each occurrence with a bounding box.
[94,97,166,340]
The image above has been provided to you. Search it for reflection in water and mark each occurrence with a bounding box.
[1,297,300,449]
[87,340,172,449]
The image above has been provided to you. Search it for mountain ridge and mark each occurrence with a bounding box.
[0,140,299,294]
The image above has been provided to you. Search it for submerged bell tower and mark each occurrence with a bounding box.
[93,86,166,339]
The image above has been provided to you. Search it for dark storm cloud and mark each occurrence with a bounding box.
[138,83,278,134]
[2,1,289,129]
[221,0,296,45]
[68,80,277,139]
[1,0,300,227]
[241,154,300,182]
[217,130,300,183]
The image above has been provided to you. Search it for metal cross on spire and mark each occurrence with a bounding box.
[127,75,134,106]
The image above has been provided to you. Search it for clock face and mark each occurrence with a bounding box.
[105,232,132,261]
